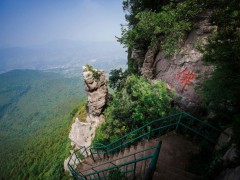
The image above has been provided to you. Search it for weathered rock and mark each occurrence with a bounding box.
[133,14,215,111]
[83,66,108,118]
[223,145,238,162]
[69,118,98,148]
[141,48,157,79]
[65,66,108,173]
[215,166,240,180]
[215,128,233,151]
[131,48,145,66]
[64,157,70,173]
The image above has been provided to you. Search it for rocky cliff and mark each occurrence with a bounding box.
[69,65,108,147]
[65,65,108,172]
[132,14,214,112]
[83,65,108,122]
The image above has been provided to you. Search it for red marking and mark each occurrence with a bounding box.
[177,68,196,91]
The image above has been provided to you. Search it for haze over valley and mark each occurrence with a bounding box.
[0,40,127,75]
[0,0,127,178]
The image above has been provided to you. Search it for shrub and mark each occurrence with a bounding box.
[93,75,173,144]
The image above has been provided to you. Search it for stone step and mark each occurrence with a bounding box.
[155,161,200,180]
[153,169,199,180]
[76,131,199,180]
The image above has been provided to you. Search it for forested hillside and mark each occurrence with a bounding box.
[0,70,85,179]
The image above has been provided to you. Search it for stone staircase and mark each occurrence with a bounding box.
[67,112,226,179]
[75,131,200,180]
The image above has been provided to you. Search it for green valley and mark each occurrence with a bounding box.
[0,69,85,179]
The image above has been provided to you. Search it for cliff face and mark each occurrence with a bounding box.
[65,66,108,172]
[132,14,214,112]
[83,66,108,122]
[69,66,108,148]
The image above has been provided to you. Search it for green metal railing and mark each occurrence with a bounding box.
[70,142,162,180]
[90,112,227,161]
[67,146,91,178]
[68,112,228,179]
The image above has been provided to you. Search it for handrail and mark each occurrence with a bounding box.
[144,141,162,180]
[68,112,226,179]
[105,112,183,148]
[182,112,223,133]
[89,112,225,160]
[81,146,157,174]
[91,142,107,148]
[82,144,160,179]
[67,146,91,178]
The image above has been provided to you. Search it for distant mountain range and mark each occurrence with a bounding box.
[0,40,127,74]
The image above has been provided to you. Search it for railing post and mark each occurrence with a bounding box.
[84,146,88,157]
[90,148,95,162]
[105,147,109,159]
[175,113,182,132]
[144,141,162,180]
[92,167,101,180]
[133,154,136,180]
[148,126,151,141]
[75,152,81,167]
[120,139,123,151]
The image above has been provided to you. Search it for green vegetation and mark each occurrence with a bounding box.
[194,0,240,154]
[86,64,101,81]
[197,1,240,175]
[108,68,127,90]
[109,169,125,180]
[118,0,204,58]
[113,0,240,178]
[71,103,88,122]
[0,70,85,179]
[93,75,173,144]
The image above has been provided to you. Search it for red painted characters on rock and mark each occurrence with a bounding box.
[177,68,196,91]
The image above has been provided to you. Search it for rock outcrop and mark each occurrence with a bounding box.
[65,66,108,173]
[132,13,214,112]
[216,166,240,180]
[83,65,108,122]
[215,128,233,151]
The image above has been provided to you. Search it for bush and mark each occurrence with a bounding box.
[109,169,125,180]
[109,68,127,90]
[93,75,173,144]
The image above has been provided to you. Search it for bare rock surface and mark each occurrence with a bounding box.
[222,145,238,162]
[135,14,214,111]
[216,166,240,180]
[69,118,99,148]
[215,128,233,151]
[65,66,108,173]
[83,66,108,118]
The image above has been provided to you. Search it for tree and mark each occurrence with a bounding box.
[109,68,127,90]
[93,75,173,144]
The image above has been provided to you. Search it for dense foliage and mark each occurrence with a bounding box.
[200,0,240,149]
[108,68,127,90]
[118,0,204,57]
[0,70,85,179]
[93,75,173,144]
[115,0,240,177]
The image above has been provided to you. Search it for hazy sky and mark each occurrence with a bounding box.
[0,0,126,47]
